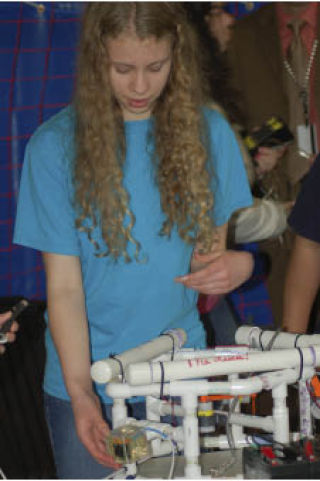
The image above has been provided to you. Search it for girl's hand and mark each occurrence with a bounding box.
[254,145,286,177]
[71,389,121,469]
[0,311,19,354]
[175,250,253,295]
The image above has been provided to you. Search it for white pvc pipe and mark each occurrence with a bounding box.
[125,347,319,385]
[182,392,202,479]
[107,368,311,400]
[235,325,320,349]
[111,398,128,429]
[227,413,274,432]
[172,346,251,360]
[272,383,289,444]
[299,380,313,437]
[201,434,251,450]
[228,374,243,448]
[91,328,187,383]
[107,377,263,400]
[147,398,185,418]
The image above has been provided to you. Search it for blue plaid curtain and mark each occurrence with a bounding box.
[0,2,83,298]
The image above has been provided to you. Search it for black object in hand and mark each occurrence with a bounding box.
[0,299,29,342]
[244,116,294,157]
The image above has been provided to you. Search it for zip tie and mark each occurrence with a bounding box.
[109,354,125,382]
[259,330,264,351]
[266,329,281,351]
[159,361,165,399]
[294,334,303,348]
[160,331,175,360]
[297,347,304,380]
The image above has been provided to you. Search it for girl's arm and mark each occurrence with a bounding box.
[175,223,253,294]
[43,252,119,468]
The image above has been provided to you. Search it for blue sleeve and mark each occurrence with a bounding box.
[288,154,320,243]
[204,108,253,226]
[13,124,80,256]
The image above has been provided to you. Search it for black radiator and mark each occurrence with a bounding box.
[0,297,56,479]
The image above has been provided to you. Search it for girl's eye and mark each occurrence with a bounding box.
[115,66,131,74]
[148,64,162,72]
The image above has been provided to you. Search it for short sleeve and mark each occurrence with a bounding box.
[288,154,320,243]
[13,120,80,256]
[204,108,253,226]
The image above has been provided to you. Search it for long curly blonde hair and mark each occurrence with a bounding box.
[73,2,218,261]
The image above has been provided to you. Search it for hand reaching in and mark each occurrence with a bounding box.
[175,249,253,295]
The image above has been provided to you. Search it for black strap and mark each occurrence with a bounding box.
[294,334,303,348]
[297,347,304,380]
[159,361,165,398]
[109,353,125,382]
[266,329,281,351]
[259,330,265,351]
[160,332,175,360]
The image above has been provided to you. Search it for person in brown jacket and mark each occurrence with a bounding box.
[228,2,320,324]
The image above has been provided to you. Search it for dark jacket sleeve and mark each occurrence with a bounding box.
[289,154,320,243]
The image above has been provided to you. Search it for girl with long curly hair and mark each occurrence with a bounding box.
[14,3,253,478]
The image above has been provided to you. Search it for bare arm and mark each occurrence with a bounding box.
[282,235,320,333]
[175,223,254,294]
[43,252,90,394]
[43,252,119,468]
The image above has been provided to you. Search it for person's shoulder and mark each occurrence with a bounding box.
[309,154,320,176]
[202,105,230,131]
[301,154,320,189]
[28,105,75,151]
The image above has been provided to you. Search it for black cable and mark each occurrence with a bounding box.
[258,330,264,351]
[294,334,303,348]
[297,347,304,380]
[159,361,165,399]
[265,329,281,351]
[109,354,125,382]
[160,332,175,360]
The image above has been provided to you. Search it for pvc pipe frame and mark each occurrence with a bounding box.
[124,347,318,385]
[91,328,187,384]
[95,329,318,478]
[236,325,320,350]
[202,434,251,450]
[107,367,314,399]
[108,367,314,436]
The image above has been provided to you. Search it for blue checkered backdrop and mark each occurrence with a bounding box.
[1,1,84,298]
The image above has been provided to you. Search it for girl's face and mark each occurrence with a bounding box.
[107,32,173,121]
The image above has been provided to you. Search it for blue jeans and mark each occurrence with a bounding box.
[201,296,239,346]
[44,393,146,479]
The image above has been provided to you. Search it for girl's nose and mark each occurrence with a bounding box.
[131,71,149,95]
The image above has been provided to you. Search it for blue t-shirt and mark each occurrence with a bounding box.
[14,105,252,402]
